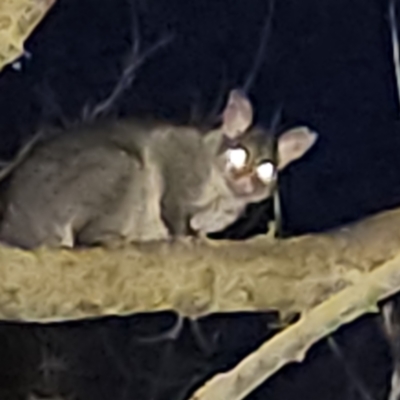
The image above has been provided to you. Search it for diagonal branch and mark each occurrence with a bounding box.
[83,33,173,121]
[189,252,400,400]
[0,0,57,72]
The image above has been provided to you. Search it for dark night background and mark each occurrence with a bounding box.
[0,0,397,399]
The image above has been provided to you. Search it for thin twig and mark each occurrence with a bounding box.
[188,252,400,400]
[389,0,400,112]
[84,34,173,122]
[382,3,400,400]
[242,0,276,93]
[327,336,375,400]
[206,67,228,124]
[83,0,173,121]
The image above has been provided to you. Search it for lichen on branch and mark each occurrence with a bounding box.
[0,206,399,323]
[0,0,56,71]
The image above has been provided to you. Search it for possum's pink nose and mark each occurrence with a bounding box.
[233,175,255,194]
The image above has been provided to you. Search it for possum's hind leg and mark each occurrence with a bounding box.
[0,203,75,249]
[0,146,138,249]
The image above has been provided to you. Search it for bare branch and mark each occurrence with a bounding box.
[0,130,44,182]
[190,252,400,400]
[0,0,56,73]
[389,0,400,112]
[83,33,173,121]
[0,188,399,399]
[206,67,228,124]
[242,0,276,93]
[0,204,397,322]
[327,337,375,400]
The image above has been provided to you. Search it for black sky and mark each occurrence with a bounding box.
[0,0,399,236]
[0,0,397,399]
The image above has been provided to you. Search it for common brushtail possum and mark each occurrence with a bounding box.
[0,89,318,249]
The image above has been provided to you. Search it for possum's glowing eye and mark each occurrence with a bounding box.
[226,147,248,169]
[256,161,275,183]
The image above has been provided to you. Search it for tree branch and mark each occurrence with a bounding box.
[1,205,398,399]
[0,0,56,72]
[190,250,400,400]
[0,205,398,323]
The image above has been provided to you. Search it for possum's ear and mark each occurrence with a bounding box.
[221,89,253,138]
[277,127,318,170]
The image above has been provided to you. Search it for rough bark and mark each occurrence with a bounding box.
[0,205,398,400]
[190,247,400,400]
[0,205,398,323]
[0,0,56,71]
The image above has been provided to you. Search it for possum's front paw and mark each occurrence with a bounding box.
[168,231,212,247]
[168,234,197,247]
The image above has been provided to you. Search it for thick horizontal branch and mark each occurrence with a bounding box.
[0,0,56,71]
[0,205,400,322]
